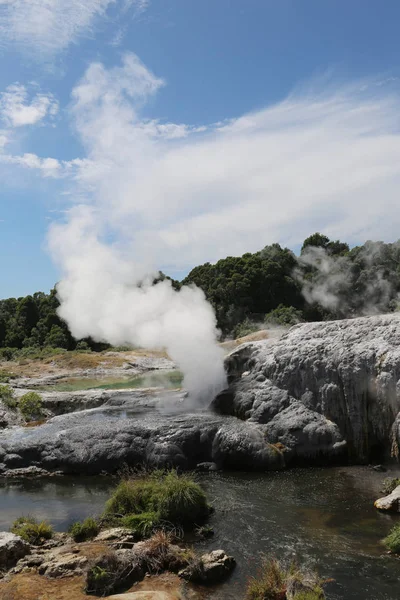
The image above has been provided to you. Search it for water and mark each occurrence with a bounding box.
[33,370,183,392]
[0,467,399,598]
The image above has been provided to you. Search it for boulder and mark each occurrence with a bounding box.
[0,532,30,570]
[38,552,88,577]
[179,549,235,583]
[374,485,400,512]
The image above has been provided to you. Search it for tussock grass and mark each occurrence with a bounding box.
[383,523,400,554]
[104,470,209,536]
[10,516,53,545]
[69,517,99,542]
[245,558,326,600]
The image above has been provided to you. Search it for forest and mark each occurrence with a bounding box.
[1,233,400,353]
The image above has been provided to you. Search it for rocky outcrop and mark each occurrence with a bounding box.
[374,485,400,512]
[0,395,285,475]
[0,532,30,570]
[213,314,400,464]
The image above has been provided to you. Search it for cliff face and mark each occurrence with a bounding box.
[213,314,400,463]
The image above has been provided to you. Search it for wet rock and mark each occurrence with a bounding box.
[0,396,286,474]
[286,573,325,600]
[179,549,235,583]
[0,532,30,570]
[196,461,219,472]
[374,485,400,512]
[216,314,400,463]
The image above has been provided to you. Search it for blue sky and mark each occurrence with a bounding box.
[2,0,400,298]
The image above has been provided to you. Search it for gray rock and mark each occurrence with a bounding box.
[179,549,235,583]
[0,395,285,475]
[0,532,30,570]
[39,552,88,578]
[214,314,400,463]
[374,485,400,512]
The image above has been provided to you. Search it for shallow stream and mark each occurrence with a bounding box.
[0,467,399,599]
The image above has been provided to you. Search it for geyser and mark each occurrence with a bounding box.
[49,207,227,404]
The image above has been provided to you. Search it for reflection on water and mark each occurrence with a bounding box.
[33,370,183,392]
[0,467,399,599]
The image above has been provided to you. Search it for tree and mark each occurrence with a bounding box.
[44,325,69,349]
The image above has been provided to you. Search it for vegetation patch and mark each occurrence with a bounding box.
[0,384,17,409]
[18,392,43,421]
[381,477,400,495]
[383,523,400,554]
[68,517,99,542]
[104,470,209,536]
[11,516,53,545]
[245,558,326,600]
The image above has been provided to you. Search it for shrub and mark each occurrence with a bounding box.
[0,370,16,383]
[265,305,304,327]
[104,470,209,534]
[19,392,43,421]
[381,477,400,495]
[69,517,99,542]
[0,384,17,409]
[234,319,259,339]
[11,516,53,545]
[383,523,400,554]
[0,348,16,361]
[75,341,92,352]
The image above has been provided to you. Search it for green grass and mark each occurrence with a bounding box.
[104,470,209,535]
[19,392,43,421]
[383,523,400,553]
[10,516,53,545]
[68,517,99,542]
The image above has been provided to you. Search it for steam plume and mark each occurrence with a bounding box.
[49,206,226,404]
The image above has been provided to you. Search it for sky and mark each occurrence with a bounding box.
[2,0,400,298]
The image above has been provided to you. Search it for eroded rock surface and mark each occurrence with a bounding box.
[0,532,30,570]
[374,485,400,512]
[213,314,400,464]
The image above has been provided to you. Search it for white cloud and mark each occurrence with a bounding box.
[0,84,58,127]
[59,55,400,272]
[0,152,62,177]
[0,0,149,55]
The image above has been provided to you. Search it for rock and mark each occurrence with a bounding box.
[286,573,325,600]
[95,528,136,548]
[214,314,400,463]
[196,461,219,472]
[39,552,88,578]
[0,532,30,570]
[0,393,286,474]
[107,593,179,600]
[179,549,235,583]
[374,485,400,512]
[86,549,144,596]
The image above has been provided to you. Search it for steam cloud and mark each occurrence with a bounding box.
[49,207,226,404]
[296,243,400,317]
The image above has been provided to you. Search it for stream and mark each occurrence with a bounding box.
[1,467,399,599]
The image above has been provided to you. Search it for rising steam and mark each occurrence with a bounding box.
[49,206,226,404]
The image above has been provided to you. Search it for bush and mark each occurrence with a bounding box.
[0,384,17,409]
[0,370,16,383]
[265,305,304,327]
[383,523,400,554]
[11,516,53,545]
[234,319,259,339]
[104,470,209,534]
[75,341,92,352]
[19,392,43,421]
[0,348,17,361]
[69,517,99,542]
[381,477,400,495]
